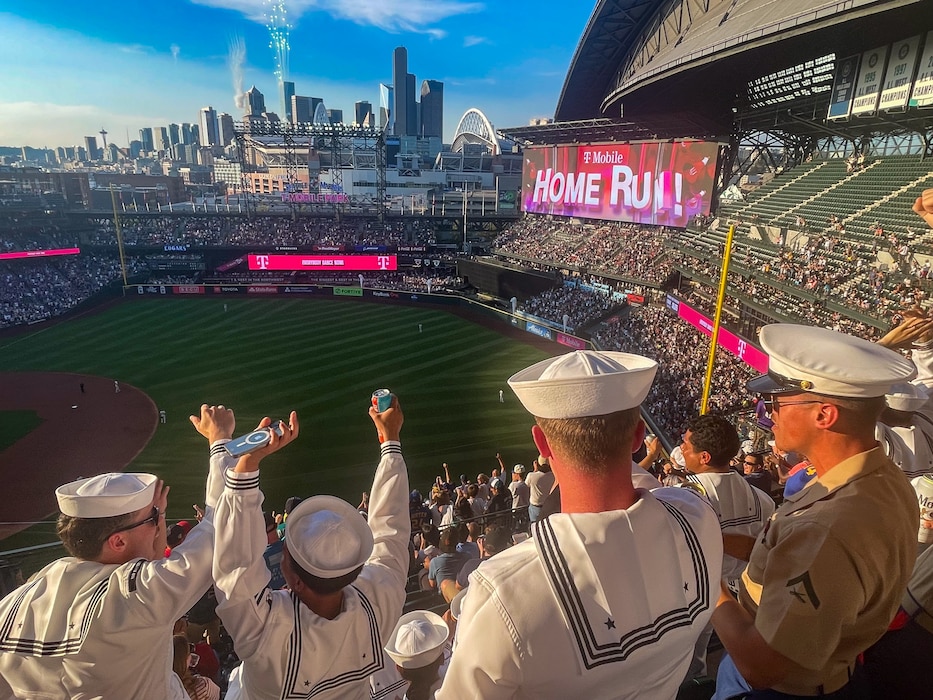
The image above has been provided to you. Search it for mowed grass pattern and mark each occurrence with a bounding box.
[0,297,551,541]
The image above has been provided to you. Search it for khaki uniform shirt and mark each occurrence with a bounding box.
[0,441,233,700]
[739,447,918,695]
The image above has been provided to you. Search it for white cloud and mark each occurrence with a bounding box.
[463,35,489,47]
[189,0,483,34]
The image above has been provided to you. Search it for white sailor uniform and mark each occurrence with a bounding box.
[214,441,410,700]
[0,441,233,700]
[436,488,723,699]
[683,470,774,677]
[684,471,775,582]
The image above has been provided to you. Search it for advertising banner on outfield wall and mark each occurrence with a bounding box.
[879,35,922,112]
[910,30,933,107]
[0,247,80,260]
[664,295,768,372]
[851,45,890,116]
[521,140,719,228]
[827,54,860,120]
[525,322,553,340]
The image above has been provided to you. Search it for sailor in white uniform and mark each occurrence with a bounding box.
[213,397,410,700]
[876,382,933,479]
[680,414,775,677]
[437,350,723,699]
[0,403,237,700]
[382,610,451,700]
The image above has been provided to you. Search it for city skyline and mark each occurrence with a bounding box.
[0,1,594,150]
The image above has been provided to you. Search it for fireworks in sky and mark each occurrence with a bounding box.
[264,0,291,115]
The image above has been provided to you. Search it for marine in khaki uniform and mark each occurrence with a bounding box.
[712,325,919,699]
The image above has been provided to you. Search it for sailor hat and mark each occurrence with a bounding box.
[56,473,158,518]
[747,324,916,398]
[385,611,449,669]
[508,351,658,419]
[285,495,374,578]
[886,382,930,412]
[449,588,468,621]
[512,464,526,474]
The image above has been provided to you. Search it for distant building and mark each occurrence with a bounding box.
[393,47,413,137]
[84,136,99,161]
[355,101,374,127]
[181,123,194,145]
[327,109,343,124]
[420,80,443,138]
[153,127,169,153]
[529,117,554,126]
[245,86,266,118]
[379,84,393,132]
[281,81,295,123]
[129,141,142,159]
[213,157,242,192]
[168,123,181,146]
[139,128,154,152]
[291,95,312,124]
[199,107,218,147]
[218,113,235,146]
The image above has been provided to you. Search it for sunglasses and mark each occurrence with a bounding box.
[762,396,823,414]
[109,506,161,537]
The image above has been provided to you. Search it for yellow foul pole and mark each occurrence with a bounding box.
[110,186,128,287]
[700,224,735,414]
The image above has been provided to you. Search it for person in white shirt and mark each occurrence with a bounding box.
[213,396,411,700]
[437,350,723,699]
[0,404,237,700]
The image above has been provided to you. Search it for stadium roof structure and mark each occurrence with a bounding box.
[501,0,933,149]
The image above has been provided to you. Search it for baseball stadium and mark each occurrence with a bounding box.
[2,1,933,697]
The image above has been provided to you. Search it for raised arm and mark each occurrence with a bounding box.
[212,412,299,661]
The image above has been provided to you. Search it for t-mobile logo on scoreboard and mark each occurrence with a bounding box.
[247,254,397,271]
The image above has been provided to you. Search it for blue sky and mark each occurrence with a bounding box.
[0,1,595,149]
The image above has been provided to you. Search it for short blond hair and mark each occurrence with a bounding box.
[535,407,641,475]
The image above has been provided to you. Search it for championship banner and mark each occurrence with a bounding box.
[879,35,922,112]
[910,30,933,108]
[521,140,718,229]
[827,55,861,120]
[247,254,397,271]
[851,45,890,116]
[0,247,80,260]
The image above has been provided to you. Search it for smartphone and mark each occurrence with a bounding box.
[224,421,284,458]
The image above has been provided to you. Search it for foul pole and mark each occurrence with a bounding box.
[700,224,736,414]
[110,186,128,287]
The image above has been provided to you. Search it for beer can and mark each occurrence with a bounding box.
[915,474,933,543]
[372,389,392,413]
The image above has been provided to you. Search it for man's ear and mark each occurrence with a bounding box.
[631,419,646,452]
[105,532,128,556]
[531,425,551,458]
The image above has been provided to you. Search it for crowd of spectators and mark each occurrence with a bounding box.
[0,254,142,328]
[87,216,438,248]
[518,285,617,331]
[592,304,757,439]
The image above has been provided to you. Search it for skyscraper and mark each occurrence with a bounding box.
[168,123,181,146]
[218,113,235,146]
[420,80,444,138]
[245,86,265,118]
[326,109,343,124]
[355,101,374,127]
[84,136,99,161]
[181,123,194,145]
[139,127,154,152]
[393,47,412,137]
[281,81,295,123]
[379,84,394,132]
[291,95,311,124]
[153,127,169,153]
[199,107,218,147]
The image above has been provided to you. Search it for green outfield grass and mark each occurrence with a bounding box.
[0,411,42,452]
[0,297,552,547]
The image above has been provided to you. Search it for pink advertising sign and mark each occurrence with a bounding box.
[674,301,769,373]
[247,254,397,271]
[521,140,719,228]
[0,247,80,260]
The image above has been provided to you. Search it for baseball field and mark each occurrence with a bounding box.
[0,296,554,550]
